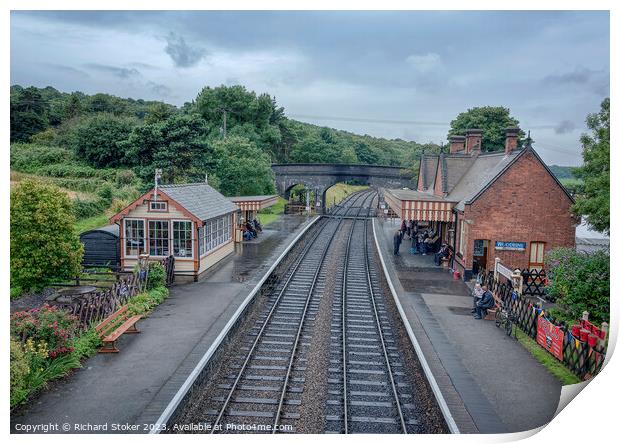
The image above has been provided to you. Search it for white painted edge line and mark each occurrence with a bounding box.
[150,216,321,433]
[371,218,460,434]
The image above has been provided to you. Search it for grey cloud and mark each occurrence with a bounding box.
[554,120,576,134]
[85,63,141,79]
[45,63,90,78]
[148,81,172,97]
[164,32,206,68]
[543,67,594,85]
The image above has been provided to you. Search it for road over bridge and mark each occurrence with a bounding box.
[272,163,414,212]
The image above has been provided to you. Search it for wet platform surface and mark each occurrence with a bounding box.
[11,214,313,433]
[375,217,562,434]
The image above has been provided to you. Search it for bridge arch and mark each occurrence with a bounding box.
[272,163,414,212]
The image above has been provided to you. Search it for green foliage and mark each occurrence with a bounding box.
[214,135,276,196]
[147,262,167,290]
[10,180,84,291]
[127,286,169,316]
[11,286,23,300]
[447,106,523,152]
[10,144,74,173]
[549,165,576,180]
[572,98,610,234]
[10,338,30,406]
[11,86,49,142]
[70,328,102,360]
[69,113,137,168]
[545,248,610,325]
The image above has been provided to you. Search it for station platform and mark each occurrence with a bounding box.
[375,217,562,433]
[11,214,314,433]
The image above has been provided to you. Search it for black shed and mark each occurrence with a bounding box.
[79,224,120,269]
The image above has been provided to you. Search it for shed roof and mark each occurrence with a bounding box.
[159,183,238,221]
[229,195,278,203]
[80,224,120,237]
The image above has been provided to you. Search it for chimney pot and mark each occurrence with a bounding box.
[504,127,520,155]
[465,129,483,155]
[449,135,466,154]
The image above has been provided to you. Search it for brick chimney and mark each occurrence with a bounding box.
[504,127,520,155]
[465,129,483,155]
[449,135,466,154]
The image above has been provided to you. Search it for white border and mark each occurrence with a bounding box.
[149,215,320,433]
[371,217,460,434]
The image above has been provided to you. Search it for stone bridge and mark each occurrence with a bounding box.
[272,163,414,212]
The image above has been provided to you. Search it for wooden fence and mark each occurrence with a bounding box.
[479,269,608,381]
[51,256,176,330]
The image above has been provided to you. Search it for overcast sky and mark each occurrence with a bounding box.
[10,10,609,166]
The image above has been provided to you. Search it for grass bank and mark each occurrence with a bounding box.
[325,183,369,209]
[257,196,287,226]
[516,327,580,385]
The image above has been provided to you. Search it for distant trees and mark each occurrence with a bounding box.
[11,180,84,292]
[448,106,524,152]
[572,98,610,234]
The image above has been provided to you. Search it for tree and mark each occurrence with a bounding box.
[123,114,215,184]
[213,136,276,196]
[10,87,49,142]
[572,98,610,234]
[447,106,523,152]
[145,102,175,125]
[11,180,84,292]
[69,113,136,167]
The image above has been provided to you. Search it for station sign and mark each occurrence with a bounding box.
[495,241,526,251]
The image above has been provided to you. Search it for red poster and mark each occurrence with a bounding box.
[537,316,564,361]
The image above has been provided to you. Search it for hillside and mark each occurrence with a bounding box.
[10,83,442,231]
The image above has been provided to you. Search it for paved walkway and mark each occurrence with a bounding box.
[11,215,313,433]
[376,218,562,433]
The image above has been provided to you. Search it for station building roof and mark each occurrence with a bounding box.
[159,183,239,221]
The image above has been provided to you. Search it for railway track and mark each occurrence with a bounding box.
[168,189,449,434]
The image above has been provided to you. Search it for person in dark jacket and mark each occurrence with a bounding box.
[474,286,495,319]
[393,230,402,255]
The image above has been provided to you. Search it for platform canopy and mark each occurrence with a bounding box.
[384,189,456,222]
[229,195,279,212]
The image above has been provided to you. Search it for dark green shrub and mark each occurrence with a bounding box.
[546,248,610,324]
[73,197,108,219]
[11,180,84,291]
[116,169,136,186]
[147,262,167,289]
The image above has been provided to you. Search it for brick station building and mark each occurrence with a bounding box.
[384,128,578,280]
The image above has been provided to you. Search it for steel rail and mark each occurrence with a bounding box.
[340,219,355,433]
[363,219,408,433]
[272,217,344,432]
[209,218,333,433]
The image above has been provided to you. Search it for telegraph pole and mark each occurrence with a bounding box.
[222,109,227,139]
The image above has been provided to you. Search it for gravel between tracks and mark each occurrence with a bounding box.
[295,221,351,433]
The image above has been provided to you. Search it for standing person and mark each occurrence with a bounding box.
[393,230,402,256]
[400,220,407,237]
[418,230,428,255]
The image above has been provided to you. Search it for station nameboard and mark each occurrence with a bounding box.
[495,241,526,251]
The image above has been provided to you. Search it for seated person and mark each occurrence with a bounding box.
[470,283,484,313]
[252,218,263,232]
[474,286,495,319]
[434,244,450,266]
[245,221,257,238]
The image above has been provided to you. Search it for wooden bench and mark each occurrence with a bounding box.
[483,291,503,320]
[95,305,142,353]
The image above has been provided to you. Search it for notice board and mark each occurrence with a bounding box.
[537,316,564,361]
